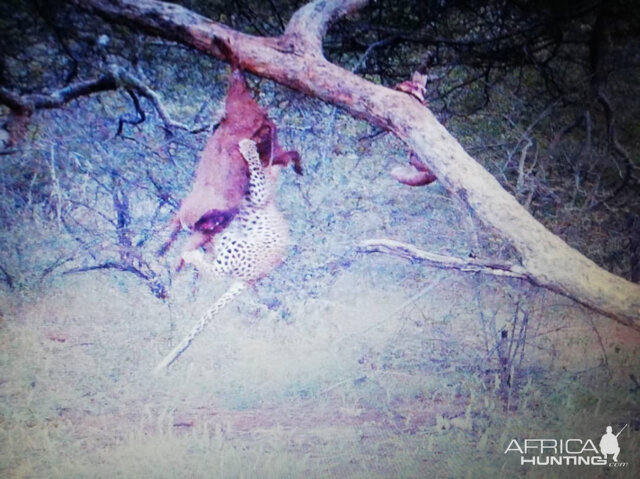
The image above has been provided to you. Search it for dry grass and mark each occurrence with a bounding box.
[1,256,639,478]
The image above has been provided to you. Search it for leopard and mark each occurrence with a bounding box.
[154,138,289,372]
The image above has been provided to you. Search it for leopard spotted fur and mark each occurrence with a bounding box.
[154,139,289,372]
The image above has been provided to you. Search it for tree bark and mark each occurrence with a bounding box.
[67,0,640,330]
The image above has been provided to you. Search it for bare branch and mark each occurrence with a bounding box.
[0,264,14,290]
[0,74,117,112]
[358,239,531,280]
[0,88,31,113]
[0,67,189,141]
[62,261,167,298]
[63,261,151,280]
[113,67,189,130]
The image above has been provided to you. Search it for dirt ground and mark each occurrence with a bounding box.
[2,250,639,478]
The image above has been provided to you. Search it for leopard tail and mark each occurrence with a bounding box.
[153,281,248,373]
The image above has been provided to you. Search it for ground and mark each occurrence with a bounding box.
[1,250,638,477]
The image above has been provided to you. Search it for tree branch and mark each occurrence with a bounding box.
[0,74,117,112]
[358,239,531,280]
[0,264,15,290]
[64,0,640,329]
[0,67,189,142]
[284,0,367,52]
[63,261,150,280]
[63,261,167,298]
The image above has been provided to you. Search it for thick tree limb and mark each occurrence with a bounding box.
[65,0,640,329]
